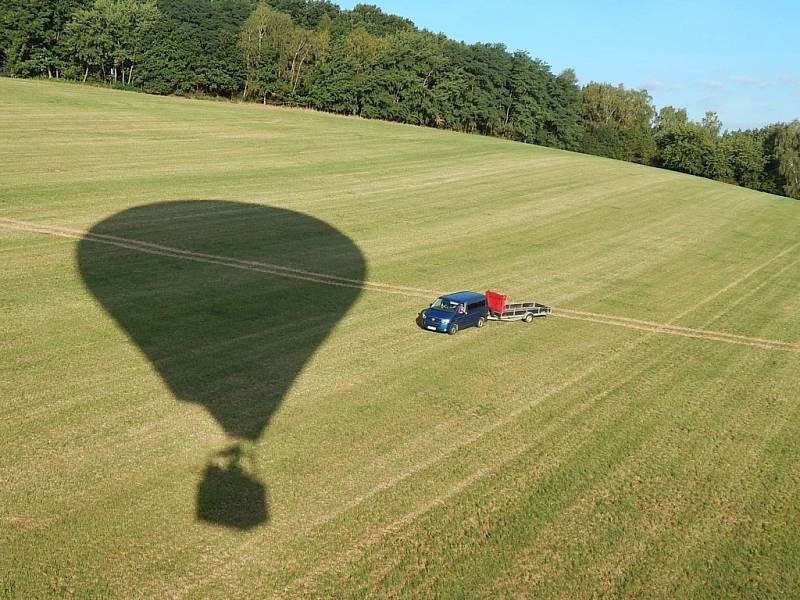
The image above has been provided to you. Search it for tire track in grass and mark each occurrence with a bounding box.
[2,218,798,353]
[554,309,799,352]
[669,238,800,323]
[488,350,794,598]
[280,238,800,594]
[0,217,426,297]
[279,330,693,597]
[156,328,643,598]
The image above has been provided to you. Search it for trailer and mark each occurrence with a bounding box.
[418,289,550,334]
[485,290,551,323]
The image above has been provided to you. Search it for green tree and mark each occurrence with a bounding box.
[239,3,294,99]
[503,55,581,149]
[309,26,387,114]
[198,30,247,97]
[719,131,766,190]
[503,51,548,142]
[775,120,800,199]
[361,30,448,125]
[102,0,160,84]
[133,15,198,94]
[548,69,584,150]
[330,3,414,38]
[580,83,656,163]
[701,111,723,138]
[345,25,386,74]
[252,45,287,102]
[657,123,727,179]
[239,2,327,100]
[62,0,159,83]
[62,3,112,80]
[158,0,253,97]
[267,0,338,29]
[444,42,512,135]
[0,0,89,77]
[285,22,329,96]
[655,106,688,135]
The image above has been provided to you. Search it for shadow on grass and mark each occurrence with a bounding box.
[77,200,365,530]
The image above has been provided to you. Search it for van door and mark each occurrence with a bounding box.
[466,302,482,326]
[454,304,468,328]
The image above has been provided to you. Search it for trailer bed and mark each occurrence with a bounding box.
[488,301,551,322]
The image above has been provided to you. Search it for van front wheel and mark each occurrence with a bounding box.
[448,323,459,335]
[523,313,533,323]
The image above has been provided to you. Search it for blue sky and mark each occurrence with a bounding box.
[338,0,800,131]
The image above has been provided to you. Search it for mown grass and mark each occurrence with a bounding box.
[1,78,799,598]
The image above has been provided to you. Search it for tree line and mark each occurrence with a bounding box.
[1,0,798,200]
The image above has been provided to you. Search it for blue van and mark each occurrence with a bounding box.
[418,291,489,335]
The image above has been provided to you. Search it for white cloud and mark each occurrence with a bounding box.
[732,74,773,89]
[642,79,680,92]
[697,79,727,91]
[778,75,800,91]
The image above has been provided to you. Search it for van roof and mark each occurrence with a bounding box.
[440,291,485,303]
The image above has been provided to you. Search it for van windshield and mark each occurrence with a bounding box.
[430,298,460,312]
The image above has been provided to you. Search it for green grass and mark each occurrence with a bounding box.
[1,78,799,598]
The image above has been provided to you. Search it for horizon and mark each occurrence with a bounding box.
[339,0,800,132]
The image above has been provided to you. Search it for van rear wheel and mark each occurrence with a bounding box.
[448,323,459,335]
[523,313,534,323]
[477,316,486,328]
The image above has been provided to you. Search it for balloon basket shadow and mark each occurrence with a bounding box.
[196,444,268,531]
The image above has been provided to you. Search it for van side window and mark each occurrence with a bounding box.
[467,302,480,311]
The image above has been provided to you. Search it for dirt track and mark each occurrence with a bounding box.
[2,217,798,354]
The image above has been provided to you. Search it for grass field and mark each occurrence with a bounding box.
[1,78,799,598]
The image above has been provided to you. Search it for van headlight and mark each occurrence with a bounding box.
[421,311,427,319]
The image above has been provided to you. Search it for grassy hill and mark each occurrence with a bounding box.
[1,78,799,598]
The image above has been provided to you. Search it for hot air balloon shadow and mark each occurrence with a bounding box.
[78,200,366,530]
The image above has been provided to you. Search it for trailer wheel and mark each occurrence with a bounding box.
[523,313,534,323]
[448,323,459,335]
[476,317,486,328]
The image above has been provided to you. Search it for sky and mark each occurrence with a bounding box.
[338,0,800,131]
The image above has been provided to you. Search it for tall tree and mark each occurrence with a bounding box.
[548,69,584,151]
[267,0,339,29]
[359,30,448,125]
[0,0,89,77]
[62,4,112,80]
[580,83,656,163]
[657,123,727,179]
[308,25,387,115]
[330,3,414,38]
[157,0,254,96]
[775,120,800,199]
[239,2,327,100]
[444,42,512,135]
[62,0,160,83]
[655,106,688,135]
[701,111,723,138]
[239,3,294,99]
[719,131,766,190]
[133,14,199,93]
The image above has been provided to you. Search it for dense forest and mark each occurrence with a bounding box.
[1,0,798,200]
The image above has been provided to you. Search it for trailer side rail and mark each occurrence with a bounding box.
[487,300,551,321]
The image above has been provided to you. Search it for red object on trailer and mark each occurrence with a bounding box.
[485,290,507,314]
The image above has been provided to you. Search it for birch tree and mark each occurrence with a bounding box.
[62,0,158,83]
